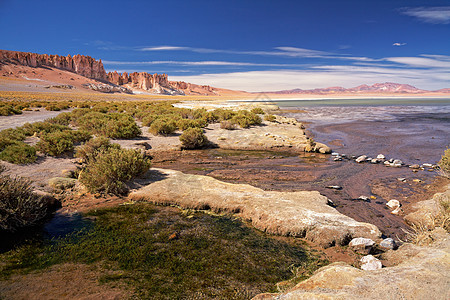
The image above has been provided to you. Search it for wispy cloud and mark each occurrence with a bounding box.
[103,60,307,67]
[139,46,189,51]
[385,55,450,68]
[401,7,450,24]
[393,42,406,46]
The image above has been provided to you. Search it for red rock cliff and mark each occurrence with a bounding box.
[0,49,107,81]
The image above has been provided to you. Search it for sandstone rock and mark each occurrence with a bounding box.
[349,237,375,254]
[409,164,420,169]
[360,255,382,270]
[393,159,403,166]
[318,146,332,154]
[253,232,450,300]
[107,71,184,95]
[370,158,379,164]
[380,238,396,250]
[356,155,367,163]
[391,206,403,215]
[129,168,381,247]
[0,50,107,80]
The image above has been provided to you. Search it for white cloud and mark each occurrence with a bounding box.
[139,46,188,51]
[393,43,406,46]
[401,7,450,24]
[103,60,307,67]
[385,56,450,68]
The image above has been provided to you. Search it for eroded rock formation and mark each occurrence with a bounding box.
[0,50,107,81]
[107,71,184,95]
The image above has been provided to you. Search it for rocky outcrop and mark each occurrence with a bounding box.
[81,83,132,94]
[107,71,184,95]
[170,81,217,96]
[0,50,107,81]
[129,168,380,247]
[254,230,450,299]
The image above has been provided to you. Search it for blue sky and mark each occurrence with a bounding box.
[1,0,449,91]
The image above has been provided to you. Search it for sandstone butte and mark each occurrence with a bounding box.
[129,168,381,247]
[0,49,107,81]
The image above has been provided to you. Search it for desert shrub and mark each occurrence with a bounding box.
[0,166,49,232]
[251,107,265,115]
[179,127,209,149]
[76,112,141,139]
[0,105,22,116]
[212,108,235,121]
[0,143,37,164]
[79,147,151,195]
[177,118,208,131]
[438,148,450,178]
[264,114,277,122]
[37,130,91,156]
[141,114,158,127]
[231,110,262,128]
[0,128,27,143]
[149,118,178,135]
[220,120,237,130]
[21,121,69,136]
[75,137,120,162]
[47,112,72,126]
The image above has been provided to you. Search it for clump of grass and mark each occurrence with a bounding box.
[0,166,49,232]
[438,148,450,178]
[79,147,151,195]
[177,118,207,131]
[75,112,141,139]
[0,203,326,298]
[264,114,277,122]
[251,107,265,115]
[75,137,120,163]
[179,127,209,149]
[149,118,178,136]
[220,120,237,130]
[37,130,91,156]
[0,143,37,164]
[231,110,262,128]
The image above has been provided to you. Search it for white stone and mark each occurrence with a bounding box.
[331,152,339,156]
[356,155,367,163]
[349,237,375,247]
[380,238,396,250]
[386,199,401,210]
[361,255,382,270]
[377,154,385,160]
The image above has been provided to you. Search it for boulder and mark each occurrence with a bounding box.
[129,168,381,247]
[376,154,385,160]
[360,255,382,270]
[349,237,375,254]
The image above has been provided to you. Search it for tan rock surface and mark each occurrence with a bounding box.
[129,168,380,247]
[254,232,450,300]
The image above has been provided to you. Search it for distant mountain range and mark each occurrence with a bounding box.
[266,82,450,95]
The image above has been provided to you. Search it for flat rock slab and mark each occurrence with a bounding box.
[254,234,450,300]
[129,168,380,247]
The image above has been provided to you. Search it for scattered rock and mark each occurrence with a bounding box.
[356,155,367,163]
[386,199,401,210]
[370,158,379,164]
[349,237,375,254]
[391,207,403,215]
[409,164,420,169]
[383,161,391,166]
[413,179,423,183]
[331,152,339,156]
[376,154,385,160]
[397,177,406,182]
[422,163,433,167]
[326,185,342,190]
[358,196,370,202]
[379,238,396,250]
[333,157,342,161]
[360,255,383,270]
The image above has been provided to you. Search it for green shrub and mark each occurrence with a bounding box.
[0,166,49,232]
[179,127,209,149]
[439,148,450,177]
[251,107,265,115]
[76,112,141,139]
[149,118,178,135]
[231,110,262,128]
[212,108,236,121]
[21,122,69,136]
[37,130,90,156]
[75,137,120,162]
[79,147,151,195]
[220,120,237,130]
[177,119,208,131]
[264,114,277,122]
[0,143,37,164]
